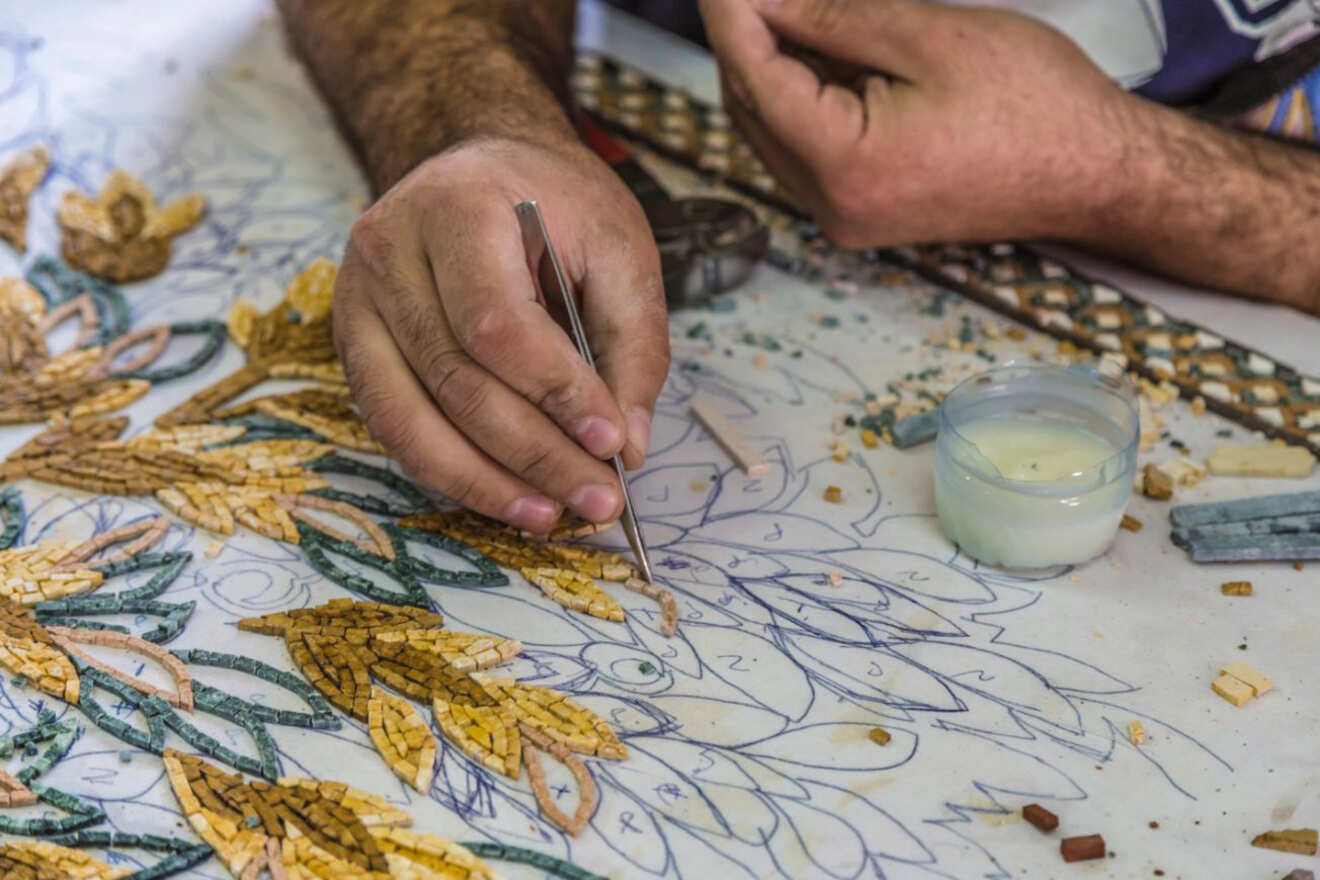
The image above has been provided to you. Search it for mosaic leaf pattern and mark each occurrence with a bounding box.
[401,511,676,633]
[162,749,501,880]
[239,598,624,833]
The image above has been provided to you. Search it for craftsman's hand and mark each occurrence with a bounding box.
[333,136,669,533]
[699,0,1142,245]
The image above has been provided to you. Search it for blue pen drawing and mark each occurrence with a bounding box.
[0,5,1251,880]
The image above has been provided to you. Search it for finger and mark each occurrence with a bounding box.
[755,0,935,81]
[353,216,625,523]
[426,199,629,461]
[699,0,864,165]
[576,207,671,470]
[720,75,824,208]
[332,262,563,533]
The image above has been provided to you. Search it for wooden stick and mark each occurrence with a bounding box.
[690,399,769,476]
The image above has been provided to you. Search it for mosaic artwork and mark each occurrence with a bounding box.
[0,5,1313,879]
[240,598,625,835]
[0,258,225,425]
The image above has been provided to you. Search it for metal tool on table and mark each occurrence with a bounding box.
[578,113,770,308]
[514,199,656,584]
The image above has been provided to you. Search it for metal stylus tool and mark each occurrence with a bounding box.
[514,200,655,583]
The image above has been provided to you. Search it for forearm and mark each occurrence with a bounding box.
[276,0,578,194]
[1082,97,1320,314]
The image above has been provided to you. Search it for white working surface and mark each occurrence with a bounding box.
[0,3,1317,880]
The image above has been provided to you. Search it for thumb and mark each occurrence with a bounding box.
[756,0,935,81]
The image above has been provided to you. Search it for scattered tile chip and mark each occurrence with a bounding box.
[1141,464,1173,501]
[1023,804,1058,832]
[1127,721,1146,745]
[1211,673,1254,707]
[1207,444,1315,479]
[1251,829,1317,855]
[1060,834,1105,862]
[1220,661,1272,696]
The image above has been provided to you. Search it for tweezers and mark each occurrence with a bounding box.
[514,200,656,583]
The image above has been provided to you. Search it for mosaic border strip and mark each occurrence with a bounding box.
[573,51,1320,454]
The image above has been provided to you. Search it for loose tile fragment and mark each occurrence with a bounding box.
[1060,833,1105,862]
[867,727,891,746]
[0,146,51,252]
[1212,673,1254,707]
[1207,444,1315,478]
[1022,804,1058,832]
[1141,464,1173,501]
[1251,829,1317,855]
[1120,514,1142,532]
[1171,490,1320,528]
[1185,533,1320,563]
[690,398,770,475]
[1220,661,1272,696]
[823,486,843,503]
[1127,721,1146,745]
[1220,580,1252,596]
[891,407,940,448]
[1157,458,1206,487]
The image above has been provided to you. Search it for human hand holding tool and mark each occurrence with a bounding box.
[332,140,670,534]
[516,200,656,581]
[279,0,671,534]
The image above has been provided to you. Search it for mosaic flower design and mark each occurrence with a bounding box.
[57,170,205,282]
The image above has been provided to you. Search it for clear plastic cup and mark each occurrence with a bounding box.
[934,362,1139,568]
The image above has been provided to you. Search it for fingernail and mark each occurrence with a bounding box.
[503,495,560,532]
[574,415,623,458]
[570,483,621,522]
[627,408,652,460]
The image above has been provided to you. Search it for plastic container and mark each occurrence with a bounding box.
[934,362,1139,568]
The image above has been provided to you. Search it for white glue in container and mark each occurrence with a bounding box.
[934,363,1138,568]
